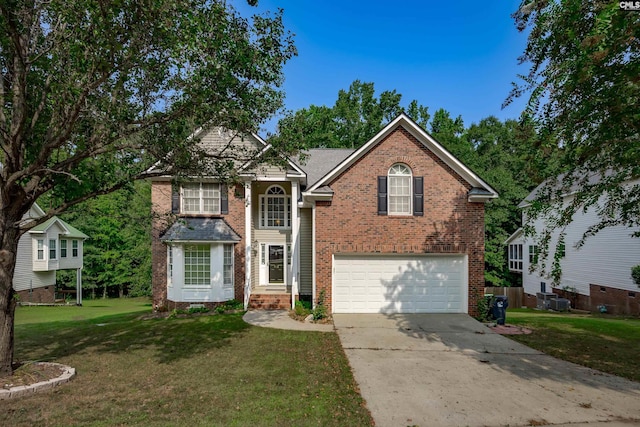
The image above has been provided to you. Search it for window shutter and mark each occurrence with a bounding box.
[171,185,180,214]
[413,176,424,216]
[221,184,228,214]
[377,176,387,215]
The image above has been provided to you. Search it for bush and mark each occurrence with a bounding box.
[632,265,640,287]
[294,300,311,317]
[312,290,328,321]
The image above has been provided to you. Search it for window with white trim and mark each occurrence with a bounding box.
[509,244,523,272]
[37,239,44,260]
[528,245,539,264]
[72,240,79,257]
[182,183,220,214]
[184,244,210,286]
[388,164,412,215]
[61,240,68,258]
[49,239,57,260]
[260,185,291,229]
[223,244,233,286]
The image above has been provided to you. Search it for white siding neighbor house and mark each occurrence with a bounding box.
[15,203,88,304]
[507,178,640,314]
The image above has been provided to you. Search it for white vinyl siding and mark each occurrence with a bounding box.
[299,208,313,296]
[522,183,640,298]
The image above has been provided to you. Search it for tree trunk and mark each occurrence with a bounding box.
[0,219,21,376]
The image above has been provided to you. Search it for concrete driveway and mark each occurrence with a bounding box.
[333,314,640,427]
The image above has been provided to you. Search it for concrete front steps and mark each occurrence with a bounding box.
[248,292,292,310]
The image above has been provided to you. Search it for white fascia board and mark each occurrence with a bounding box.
[301,191,333,202]
[307,113,498,197]
[468,194,499,203]
[504,228,523,245]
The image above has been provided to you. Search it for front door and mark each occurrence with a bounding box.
[268,245,284,284]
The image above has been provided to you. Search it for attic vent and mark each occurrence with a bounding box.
[629,292,636,298]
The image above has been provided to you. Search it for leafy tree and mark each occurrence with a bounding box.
[0,0,295,375]
[57,182,152,298]
[507,0,640,281]
[272,80,428,149]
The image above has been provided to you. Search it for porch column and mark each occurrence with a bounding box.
[76,268,83,306]
[244,180,252,310]
[291,180,300,308]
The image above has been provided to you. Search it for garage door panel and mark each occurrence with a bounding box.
[333,255,467,314]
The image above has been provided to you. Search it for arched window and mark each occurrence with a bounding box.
[388,164,412,215]
[260,185,291,228]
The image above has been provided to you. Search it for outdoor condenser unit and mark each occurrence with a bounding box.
[536,292,557,310]
[549,298,570,311]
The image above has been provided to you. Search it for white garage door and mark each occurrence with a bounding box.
[333,254,467,314]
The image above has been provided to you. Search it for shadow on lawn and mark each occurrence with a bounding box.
[15,312,251,364]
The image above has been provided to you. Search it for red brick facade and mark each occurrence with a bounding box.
[16,286,55,304]
[524,285,639,315]
[151,181,246,310]
[314,128,486,316]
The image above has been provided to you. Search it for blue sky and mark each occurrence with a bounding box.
[236,1,529,134]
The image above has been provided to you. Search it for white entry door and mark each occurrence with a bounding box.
[259,243,286,286]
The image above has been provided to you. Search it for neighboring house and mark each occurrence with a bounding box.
[15,203,88,304]
[507,178,640,314]
[150,114,498,315]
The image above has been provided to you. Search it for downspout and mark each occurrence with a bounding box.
[291,181,299,309]
[312,202,317,309]
[244,181,252,310]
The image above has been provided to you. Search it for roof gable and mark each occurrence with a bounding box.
[305,113,498,200]
[28,216,89,239]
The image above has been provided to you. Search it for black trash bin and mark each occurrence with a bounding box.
[491,295,509,325]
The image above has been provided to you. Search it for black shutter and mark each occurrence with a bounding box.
[220,184,228,214]
[171,184,180,214]
[413,176,424,216]
[377,176,387,215]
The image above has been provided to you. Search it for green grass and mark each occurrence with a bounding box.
[506,308,640,382]
[4,299,373,427]
[15,297,152,324]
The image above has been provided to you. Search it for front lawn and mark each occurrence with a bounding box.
[3,299,373,427]
[506,308,640,382]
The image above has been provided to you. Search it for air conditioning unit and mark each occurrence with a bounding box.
[549,298,570,311]
[536,292,557,310]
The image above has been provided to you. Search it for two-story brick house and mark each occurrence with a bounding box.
[151,114,498,315]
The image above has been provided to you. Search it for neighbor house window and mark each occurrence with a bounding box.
[260,185,290,228]
[60,240,67,258]
[72,240,79,257]
[184,245,210,286]
[509,244,523,272]
[528,245,539,264]
[37,239,44,260]
[182,183,220,214]
[223,244,233,286]
[388,164,412,215]
[49,239,57,260]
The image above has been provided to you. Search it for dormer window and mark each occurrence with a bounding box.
[260,185,291,229]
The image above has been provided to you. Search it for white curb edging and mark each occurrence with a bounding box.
[0,362,76,400]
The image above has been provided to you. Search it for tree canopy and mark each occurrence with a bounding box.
[0,0,295,375]
[507,0,640,281]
